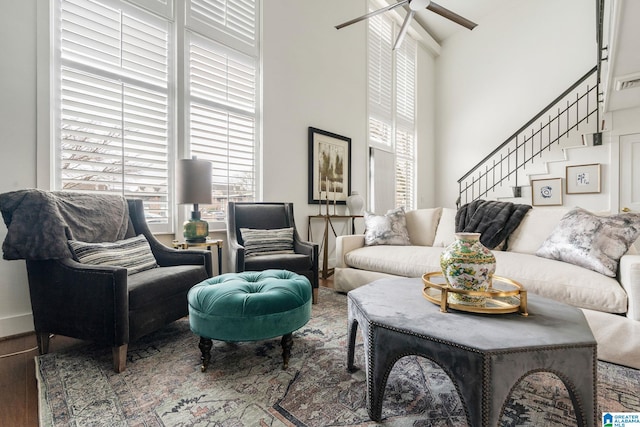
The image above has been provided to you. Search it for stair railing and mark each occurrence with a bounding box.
[457,66,600,207]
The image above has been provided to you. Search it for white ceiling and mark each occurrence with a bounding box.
[412,0,509,43]
[409,0,640,112]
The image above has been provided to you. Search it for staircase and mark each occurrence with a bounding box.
[457,66,601,207]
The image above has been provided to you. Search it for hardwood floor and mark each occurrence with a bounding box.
[0,332,82,427]
[0,278,334,427]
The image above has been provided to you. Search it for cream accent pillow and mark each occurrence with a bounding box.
[432,208,457,247]
[536,207,640,277]
[405,208,442,246]
[364,207,411,246]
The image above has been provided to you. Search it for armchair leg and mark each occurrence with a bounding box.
[113,344,128,373]
[36,332,50,355]
[312,287,318,305]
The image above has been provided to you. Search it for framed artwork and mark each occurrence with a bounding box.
[566,163,601,194]
[531,177,563,206]
[308,127,351,205]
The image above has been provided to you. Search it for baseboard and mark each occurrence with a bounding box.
[0,313,34,338]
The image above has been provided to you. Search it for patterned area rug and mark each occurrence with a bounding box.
[37,288,639,426]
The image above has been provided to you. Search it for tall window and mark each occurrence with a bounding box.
[367,3,417,211]
[49,0,258,231]
[55,0,171,224]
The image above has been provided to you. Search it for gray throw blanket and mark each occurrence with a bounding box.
[0,189,129,260]
[455,200,532,250]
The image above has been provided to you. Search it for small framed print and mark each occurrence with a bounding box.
[566,163,601,194]
[531,177,563,206]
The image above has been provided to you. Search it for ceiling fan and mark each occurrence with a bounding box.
[335,0,477,50]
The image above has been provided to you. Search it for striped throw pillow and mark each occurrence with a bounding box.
[240,227,294,257]
[68,234,158,275]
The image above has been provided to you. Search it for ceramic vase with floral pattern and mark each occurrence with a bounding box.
[440,232,496,306]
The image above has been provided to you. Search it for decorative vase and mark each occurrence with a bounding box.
[440,232,496,306]
[346,191,364,215]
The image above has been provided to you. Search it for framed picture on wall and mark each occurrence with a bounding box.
[308,127,351,205]
[531,177,563,206]
[566,163,601,194]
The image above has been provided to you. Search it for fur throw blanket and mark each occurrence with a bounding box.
[455,200,532,250]
[0,189,129,260]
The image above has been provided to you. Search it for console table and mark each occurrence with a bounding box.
[307,215,362,279]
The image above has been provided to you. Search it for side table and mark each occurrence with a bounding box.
[172,238,223,276]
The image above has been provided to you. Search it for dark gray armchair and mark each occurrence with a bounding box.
[227,202,319,303]
[24,199,212,372]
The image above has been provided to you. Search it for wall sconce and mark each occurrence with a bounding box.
[176,157,212,243]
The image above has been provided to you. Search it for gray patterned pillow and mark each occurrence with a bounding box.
[364,207,411,246]
[536,207,640,277]
[68,234,158,275]
[240,227,294,257]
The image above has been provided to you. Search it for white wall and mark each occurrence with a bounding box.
[261,0,367,227]
[434,0,597,208]
[0,1,38,336]
[262,1,438,264]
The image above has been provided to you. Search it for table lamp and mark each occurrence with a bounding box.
[177,157,212,243]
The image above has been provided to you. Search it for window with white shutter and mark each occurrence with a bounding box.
[55,0,171,227]
[48,0,259,230]
[187,35,257,219]
[367,1,417,211]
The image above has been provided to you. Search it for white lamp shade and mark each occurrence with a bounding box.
[176,158,212,204]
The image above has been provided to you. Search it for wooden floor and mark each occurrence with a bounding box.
[0,278,334,427]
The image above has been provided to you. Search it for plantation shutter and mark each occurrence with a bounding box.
[185,0,258,220]
[188,36,257,210]
[57,0,170,226]
[187,0,257,53]
[394,36,416,210]
[367,11,393,147]
[367,0,417,211]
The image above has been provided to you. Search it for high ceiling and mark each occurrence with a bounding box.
[413,0,508,43]
[411,0,640,112]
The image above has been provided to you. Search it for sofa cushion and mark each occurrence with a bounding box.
[507,207,570,254]
[535,208,640,277]
[432,208,457,247]
[345,245,443,278]
[364,207,411,246]
[344,245,627,314]
[493,251,627,313]
[68,234,157,275]
[405,208,442,246]
[128,264,208,310]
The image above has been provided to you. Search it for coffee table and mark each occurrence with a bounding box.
[346,277,597,426]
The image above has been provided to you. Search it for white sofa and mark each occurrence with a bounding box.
[335,207,640,369]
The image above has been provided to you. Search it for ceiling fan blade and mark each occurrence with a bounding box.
[335,0,409,30]
[393,10,415,50]
[426,1,477,30]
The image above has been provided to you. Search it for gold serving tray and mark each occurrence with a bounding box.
[422,272,528,316]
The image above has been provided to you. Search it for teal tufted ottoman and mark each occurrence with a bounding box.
[187,269,312,372]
